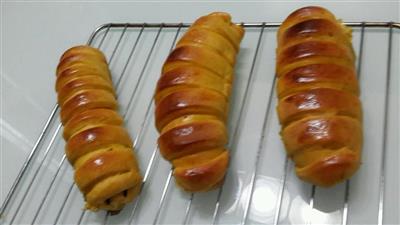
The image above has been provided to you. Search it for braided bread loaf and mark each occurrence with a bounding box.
[155,12,244,192]
[276,6,363,187]
[56,46,142,211]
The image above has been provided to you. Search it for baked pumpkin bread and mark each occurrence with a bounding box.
[276,6,363,187]
[154,12,244,192]
[56,45,142,212]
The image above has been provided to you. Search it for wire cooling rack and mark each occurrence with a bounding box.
[1,22,399,225]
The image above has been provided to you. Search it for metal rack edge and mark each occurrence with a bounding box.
[1,20,399,223]
[88,21,400,42]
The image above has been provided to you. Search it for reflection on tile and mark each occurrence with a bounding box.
[241,175,290,224]
[0,117,33,153]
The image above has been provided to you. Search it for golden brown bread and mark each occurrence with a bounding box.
[155,12,244,192]
[276,6,363,187]
[56,45,142,212]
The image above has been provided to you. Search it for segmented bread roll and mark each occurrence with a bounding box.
[276,6,363,187]
[56,46,142,211]
[155,12,244,192]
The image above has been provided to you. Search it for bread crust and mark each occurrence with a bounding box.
[56,45,142,211]
[155,12,244,192]
[276,6,362,187]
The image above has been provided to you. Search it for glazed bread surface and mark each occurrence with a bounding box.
[276,6,363,187]
[155,12,244,192]
[56,46,142,212]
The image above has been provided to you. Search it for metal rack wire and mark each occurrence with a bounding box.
[1,21,399,225]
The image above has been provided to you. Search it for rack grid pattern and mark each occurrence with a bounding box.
[1,22,399,225]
